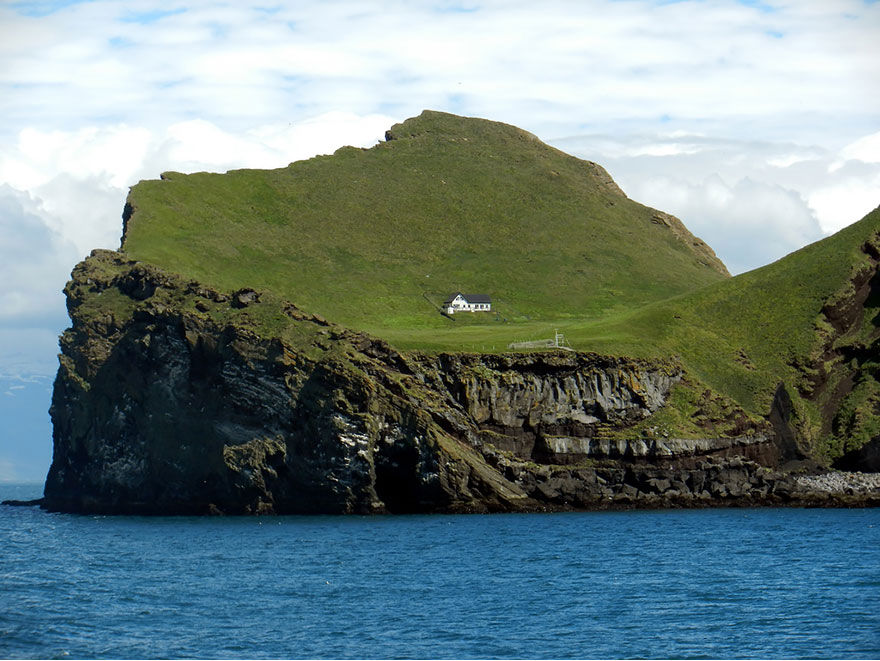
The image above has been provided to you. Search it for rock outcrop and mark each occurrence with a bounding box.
[797,232,880,456]
[41,251,878,515]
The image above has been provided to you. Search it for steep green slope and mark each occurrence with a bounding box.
[122,111,727,341]
[574,206,880,458]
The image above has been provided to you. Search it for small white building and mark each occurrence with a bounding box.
[444,292,492,314]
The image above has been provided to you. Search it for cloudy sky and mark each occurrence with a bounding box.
[1,0,878,481]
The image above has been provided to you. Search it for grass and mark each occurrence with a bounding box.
[123,110,728,341]
[566,207,880,432]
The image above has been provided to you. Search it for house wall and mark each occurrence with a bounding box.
[448,297,491,313]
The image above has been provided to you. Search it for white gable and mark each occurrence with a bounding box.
[444,292,491,314]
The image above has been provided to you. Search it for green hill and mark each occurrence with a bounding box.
[122,110,727,345]
[571,206,880,458]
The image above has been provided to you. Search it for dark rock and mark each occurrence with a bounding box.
[646,477,671,493]
[835,436,880,472]
[2,498,43,507]
[231,288,260,308]
[767,383,804,461]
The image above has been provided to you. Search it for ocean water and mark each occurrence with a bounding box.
[1,483,878,660]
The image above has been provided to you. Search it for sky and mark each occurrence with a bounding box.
[1,0,879,481]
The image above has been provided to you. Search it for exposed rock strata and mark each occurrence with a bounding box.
[42,251,876,515]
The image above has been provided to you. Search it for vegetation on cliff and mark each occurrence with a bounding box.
[46,248,878,514]
[578,207,880,460]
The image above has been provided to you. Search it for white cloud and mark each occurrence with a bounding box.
[839,131,880,164]
[13,125,153,189]
[808,176,880,235]
[34,174,127,254]
[154,112,392,173]
[554,129,880,273]
[0,124,155,254]
[809,132,880,232]
[767,151,824,169]
[626,142,704,158]
[628,173,823,274]
[0,185,80,323]
[1,0,878,142]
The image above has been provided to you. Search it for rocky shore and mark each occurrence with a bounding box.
[8,465,880,512]
[795,471,880,495]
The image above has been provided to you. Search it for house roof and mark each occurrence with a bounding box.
[444,292,491,304]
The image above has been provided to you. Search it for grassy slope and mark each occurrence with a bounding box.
[123,111,727,346]
[574,207,880,424]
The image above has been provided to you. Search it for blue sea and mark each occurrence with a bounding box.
[1,483,878,660]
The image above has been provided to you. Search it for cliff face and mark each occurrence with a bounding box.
[42,250,861,515]
[806,233,880,464]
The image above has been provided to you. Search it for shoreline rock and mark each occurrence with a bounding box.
[795,470,880,494]
[1,498,44,508]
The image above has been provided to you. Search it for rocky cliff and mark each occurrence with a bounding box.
[40,250,876,515]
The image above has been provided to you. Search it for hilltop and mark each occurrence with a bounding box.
[121,110,727,345]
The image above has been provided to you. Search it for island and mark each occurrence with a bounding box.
[37,111,880,514]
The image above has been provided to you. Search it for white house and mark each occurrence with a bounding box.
[444,292,492,314]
